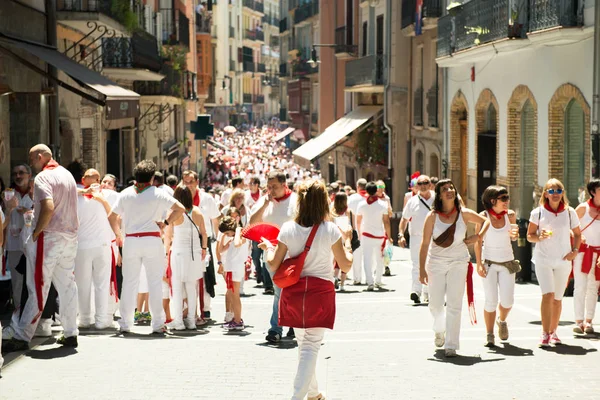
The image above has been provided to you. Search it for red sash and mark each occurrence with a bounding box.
[32,232,45,324]
[110,240,119,301]
[225,271,234,291]
[193,190,200,207]
[466,262,477,325]
[578,243,600,280]
[362,232,388,256]
[166,250,173,296]
[125,232,161,238]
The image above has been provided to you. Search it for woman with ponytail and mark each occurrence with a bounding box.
[475,186,518,347]
[572,178,600,335]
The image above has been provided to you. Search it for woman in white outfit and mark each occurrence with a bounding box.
[419,179,489,357]
[572,178,600,335]
[164,185,208,330]
[527,178,581,348]
[261,179,353,400]
[475,186,518,347]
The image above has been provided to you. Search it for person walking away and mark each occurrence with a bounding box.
[376,180,393,277]
[347,178,368,285]
[475,186,518,347]
[399,174,434,304]
[331,192,353,291]
[419,179,489,357]
[260,179,353,400]
[108,160,185,335]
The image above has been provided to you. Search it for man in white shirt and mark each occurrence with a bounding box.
[245,176,264,284]
[356,182,392,291]
[75,169,114,329]
[101,174,121,315]
[154,171,174,197]
[109,160,185,334]
[399,175,435,304]
[347,178,368,285]
[250,171,297,343]
[2,164,34,310]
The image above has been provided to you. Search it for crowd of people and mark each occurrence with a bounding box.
[0,129,599,397]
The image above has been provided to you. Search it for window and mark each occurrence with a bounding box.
[520,100,535,217]
[429,153,439,178]
[564,100,585,205]
[416,149,424,173]
[362,22,367,56]
[486,104,497,133]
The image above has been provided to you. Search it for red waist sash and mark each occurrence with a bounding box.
[362,232,388,256]
[579,243,600,280]
[126,232,161,238]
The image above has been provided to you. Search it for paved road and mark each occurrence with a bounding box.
[1,248,599,399]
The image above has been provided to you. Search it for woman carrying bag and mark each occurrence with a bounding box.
[260,180,353,400]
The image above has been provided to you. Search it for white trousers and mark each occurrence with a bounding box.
[12,232,79,342]
[170,279,198,327]
[351,246,363,283]
[119,237,166,332]
[291,327,325,400]
[427,260,467,350]
[74,244,111,328]
[573,253,600,321]
[362,236,384,285]
[6,250,24,310]
[482,263,515,312]
[409,236,428,295]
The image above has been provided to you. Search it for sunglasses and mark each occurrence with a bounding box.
[497,195,510,202]
[377,185,385,189]
[547,188,563,195]
[417,181,430,185]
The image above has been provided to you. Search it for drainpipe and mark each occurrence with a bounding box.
[443,67,449,177]
[333,1,338,177]
[593,0,600,177]
[46,0,60,159]
[383,0,393,203]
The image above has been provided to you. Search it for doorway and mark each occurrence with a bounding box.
[106,129,121,184]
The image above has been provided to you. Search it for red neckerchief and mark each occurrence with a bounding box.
[134,182,152,194]
[588,199,600,211]
[358,190,368,199]
[366,196,379,205]
[82,185,93,199]
[377,193,385,199]
[437,207,457,218]
[544,201,565,216]
[14,186,29,198]
[273,188,292,203]
[193,190,200,207]
[487,208,507,220]
[43,159,59,171]
[250,190,260,202]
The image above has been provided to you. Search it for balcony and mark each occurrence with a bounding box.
[427,86,439,128]
[243,93,253,103]
[133,62,184,98]
[294,1,319,25]
[292,59,312,78]
[243,61,255,72]
[529,0,581,33]
[256,63,266,73]
[243,0,265,14]
[229,26,235,39]
[256,94,265,103]
[160,8,190,47]
[244,29,265,42]
[102,30,163,81]
[335,26,358,60]
[229,59,236,71]
[279,107,288,121]
[280,17,288,33]
[345,54,385,92]
[413,87,423,127]
[279,62,288,77]
[263,15,279,26]
[56,0,132,34]
[196,12,211,34]
[401,0,442,34]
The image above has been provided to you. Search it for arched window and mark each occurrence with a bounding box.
[564,100,585,205]
[486,104,497,133]
[416,149,424,174]
[429,153,439,178]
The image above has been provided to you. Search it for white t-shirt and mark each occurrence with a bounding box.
[253,192,298,228]
[244,189,262,212]
[357,199,388,237]
[530,206,580,266]
[103,189,120,209]
[278,221,342,283]
[197,192,221,237]
[158,184,174,197]
[5,192,34,252]
[112,186,176,235]
[77,195,112,250]
[347,193,365,215]
[402,192,435,237]
[220,188,232,206]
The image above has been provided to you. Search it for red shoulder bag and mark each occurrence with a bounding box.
[273,224,319,288]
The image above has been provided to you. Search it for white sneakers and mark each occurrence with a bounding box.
[434,332,445,348]
[34,319,53,337]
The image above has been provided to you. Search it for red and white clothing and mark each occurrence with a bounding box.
[252,192,298,228]
[220,188,233,207]
[220,230,248,284]
[74,193,113,328]
[573,202,600,321]
[103,188,120,315]
[11,163,79,342]
[112,186,176,332]
[157,184,174,197]
[357,199,388,286]
[244,189,262,213]
[347,192,367,282]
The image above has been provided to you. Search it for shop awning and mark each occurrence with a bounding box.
[207,139,230,151]
[0,34,140,119]
[292,105,382,161]
[272,127,295,141]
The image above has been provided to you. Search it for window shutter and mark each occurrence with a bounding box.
[145,6,153,35]
[564,101,585,205]
[156,12,163,45]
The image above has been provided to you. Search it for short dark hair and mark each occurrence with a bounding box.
[356,178,367,190]
[166,175,178,186]
[250,176,260,185]
[173,184,193,211]
[232,176,243,187]
[66,160,86,183]
[587,178,600,199]
[267,170,286,183]
[366,181,377,196]
[182,170,199,181]
[154,171,164,185]
[433,179,462,212]
[481,185,508,210]
[218,216,237,233]
[134,160,157,184]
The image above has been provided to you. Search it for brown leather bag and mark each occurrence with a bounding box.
[433,211,460,248]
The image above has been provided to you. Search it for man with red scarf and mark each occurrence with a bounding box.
[109,160,185,334]
[75,169,114,329]
[250,170,298,343]
[347,178,368,285]
[3,144,79,352]
[2,164,33,311]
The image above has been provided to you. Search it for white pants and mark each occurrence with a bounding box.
[74,244,112,328]
[482,263,516,312]
[291,327,325,400]
[11,232,79,342]
[362,236,384,285]
[6,251,24,310]
[119,237,166,332]
[427,260,467,350]
[573,253,600,321]
[170,279,198,327]
[535,262,571,300]
[409,236,428,295]
[351,246,363,283]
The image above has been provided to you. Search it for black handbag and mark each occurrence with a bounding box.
[349,211,361,251]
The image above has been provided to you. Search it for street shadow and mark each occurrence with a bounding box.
[240,293,256,298]
[27,346,78,360]
[528,320,574,326]
[256,338,298,350]
[170,329,210,337]
[223,330,252,337]
[429,350,504,366]
[361,289,396,294]
[336,289,361,294]
[110,332,185,340]
[541,344,598,356]
[573,332,600,341]
[406,302,429,307]
[488,343,534,357]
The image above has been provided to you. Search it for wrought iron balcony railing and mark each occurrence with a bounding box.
[196,12,211,34]
[413,87,424,126]
[294,1,318,25]
[243,93,252,103]
[256,94,265,103]
[335,26,358,54]
[345,54,385,87]
[529,0,581,32]
[245,29,265,41]
[133,62,183,97]
[160,8,190,47]
[102,30,161,73]
[292,59,312,77]
[243,61,255,72]
[401,0,442,29]
[57,0,122,22]
[243,0,264,13]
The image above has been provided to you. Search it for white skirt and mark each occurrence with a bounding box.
[170,249,205,282]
